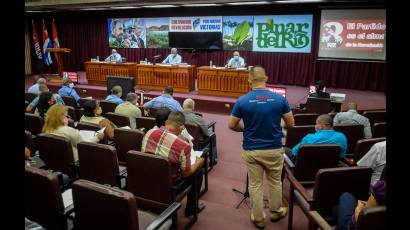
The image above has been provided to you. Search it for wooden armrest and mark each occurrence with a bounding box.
[308,211,333,230]
[338,160,350,167]
[145,202,182,230]
[283,153,295,168]
[342,157,356,166]
[285,166,313,203]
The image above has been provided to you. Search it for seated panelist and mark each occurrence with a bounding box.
[105,49,122,62]
[162,48,182,65]
[226,51,245,68]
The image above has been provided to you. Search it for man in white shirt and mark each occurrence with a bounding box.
[357,140,386,186]
[333,102,372,138]
[105,49,122,62]
[227,51,245,68]
[162,48,182,65]
[28,78,47,95]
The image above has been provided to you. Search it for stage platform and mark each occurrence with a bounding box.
[26,72,386,114]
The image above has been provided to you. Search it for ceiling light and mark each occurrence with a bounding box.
[79,8,105,11]
[142,5,178,8]
[109,6,140,9]
[227,1,271,5]
[275,0,325,3]
[182,3,221,7]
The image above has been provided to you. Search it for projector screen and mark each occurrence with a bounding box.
[318,9,386,61]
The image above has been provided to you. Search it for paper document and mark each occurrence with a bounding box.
[119,126,131,130]
[97,127,106,134]
[190,151,203,165]
[79,130,97,142]
[62,189,73,209]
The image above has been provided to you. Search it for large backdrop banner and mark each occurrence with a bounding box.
[252,15,313,53]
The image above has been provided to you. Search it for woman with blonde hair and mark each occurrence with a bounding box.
[42,104,103,161]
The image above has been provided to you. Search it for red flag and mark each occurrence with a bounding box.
[52,18,60,48]
[31,20,43,60]
[42,19,53,66]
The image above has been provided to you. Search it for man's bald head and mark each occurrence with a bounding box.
[249,66,268,84]
[316,114,333,130]
[347,102,357,111]
[37,78,47,84]
[183,98,195,111]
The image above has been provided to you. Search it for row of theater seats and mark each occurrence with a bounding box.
[25,93,217,229]
[25,125,212,230]
[281,111,386,229]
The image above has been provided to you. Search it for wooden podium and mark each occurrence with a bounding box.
[47,48,71,78]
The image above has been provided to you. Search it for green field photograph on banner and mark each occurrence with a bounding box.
[223,16,254,51]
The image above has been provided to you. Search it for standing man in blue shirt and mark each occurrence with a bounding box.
[228,66,295,229]
[143,86,182,112]
[162,48,182,65]
[58,78,81,104]
[27,77,47,95]
[105,85,124,105]
[291,114,347,158]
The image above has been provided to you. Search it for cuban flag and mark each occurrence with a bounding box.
[52,19,60,48]
[42,19,53,66]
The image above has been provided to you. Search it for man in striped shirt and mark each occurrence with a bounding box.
[142,111,205,216]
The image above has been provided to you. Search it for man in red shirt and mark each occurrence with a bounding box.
[142,111,205,216]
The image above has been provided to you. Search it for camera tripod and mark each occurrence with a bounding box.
[232,173,249,208]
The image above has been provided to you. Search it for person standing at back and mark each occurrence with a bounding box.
[228,66,295,229]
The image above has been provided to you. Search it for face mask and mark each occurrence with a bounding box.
[69,83,74,88]
[234,56,239,61]
[315,125,320,131]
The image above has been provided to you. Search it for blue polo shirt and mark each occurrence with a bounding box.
[231,89,291,150]
[58,86,81,102]
[143,94,182,112]
[105,95,124,105]
[291,129,347,158]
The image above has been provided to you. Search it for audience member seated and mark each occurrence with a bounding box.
[357,140,386,186]
[27,77,47,95]
[105,85,124,105]
[35,92,56,118]
[334,102,372,139]
[25,147,31,161]
[26,83,64,112]
[141,111,205,217]
[332,171,386,230]
[80,100,116,140]
[143,86,182,112]
[153,107,194,149]
[289,114,347,159]
[58,78,81,104]
[43,104,103,161]
[114,92,142,129]
[309,80,330,99]
[183,98,210,142]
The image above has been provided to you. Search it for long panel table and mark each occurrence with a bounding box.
[197,66,251,97]
[84,61,137,85]
[136,64,196,93]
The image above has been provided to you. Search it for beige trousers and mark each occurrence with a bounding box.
[242,148,284,222]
